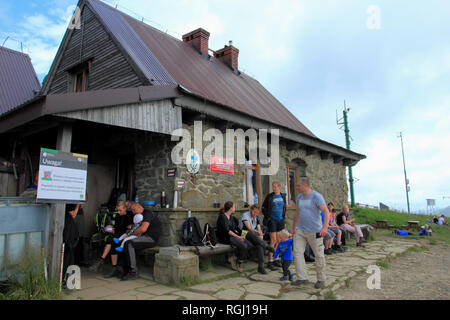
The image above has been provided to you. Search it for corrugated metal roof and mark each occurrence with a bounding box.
[0,46,41,116]
[88,0,316,138]
[87,0,176,86]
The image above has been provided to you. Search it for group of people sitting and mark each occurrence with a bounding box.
[215,180,366,283]
[432,215,448,226]
[86,201,161,281]
[81,179,363,288]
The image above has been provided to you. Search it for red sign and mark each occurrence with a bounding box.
[210,155,234,175]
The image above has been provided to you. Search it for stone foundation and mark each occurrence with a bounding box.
[153,247,199,285]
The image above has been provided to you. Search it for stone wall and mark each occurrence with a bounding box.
[134,117,350,247]
[135,119,348,210]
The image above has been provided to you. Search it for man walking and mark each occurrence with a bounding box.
[291,177,330,289]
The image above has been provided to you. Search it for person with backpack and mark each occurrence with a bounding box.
[261,181,287,271]
[216,201,253,273]
[238,204,275,274]
[89,201,133,278]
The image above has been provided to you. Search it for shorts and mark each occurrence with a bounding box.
[324,230,336,241]
[268,219,285,233]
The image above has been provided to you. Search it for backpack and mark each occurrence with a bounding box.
[95,204,111,232]
[304,243,315,262]
[91,204,115,247]
[202,223,218,247]
[182,217,204,246]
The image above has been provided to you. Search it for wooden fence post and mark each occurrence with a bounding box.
[47,123,72,279]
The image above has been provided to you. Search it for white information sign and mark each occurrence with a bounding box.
[36,148,88,203]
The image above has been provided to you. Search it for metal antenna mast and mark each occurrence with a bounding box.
[398,132,411,214]
[337,100,355,207]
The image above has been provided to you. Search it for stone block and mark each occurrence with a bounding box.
[154,252,199,286]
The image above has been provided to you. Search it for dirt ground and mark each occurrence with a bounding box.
[336,238,450,300]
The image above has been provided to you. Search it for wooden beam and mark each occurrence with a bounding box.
[333,155,344,164]
[47,123,72,279]
[305,147,315,156]
[343,158,357,166]
[320,151,330,160]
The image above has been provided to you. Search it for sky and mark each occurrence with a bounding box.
[1,0,449,214]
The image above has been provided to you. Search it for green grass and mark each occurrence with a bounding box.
[353,207,450,244]
[376,259,389,269]
[324,290,337,300]
[2,248,62,300]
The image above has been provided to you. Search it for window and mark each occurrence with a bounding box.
[286,166,297,206]
[72,69,87,92]
[243,160,261,206]
[67,60,90,93]
[286,158,307,207]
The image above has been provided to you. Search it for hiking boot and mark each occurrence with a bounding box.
[291,279,309,286]
[120,271,138,281]
[267,262,279,271]
[314,281,325,289]
[334,245,345,253]
[258,266,268,274]
[356,242,365,247]
[231,259,243,273]
[89,258,104,272]
[324,249,333,255]
[104,267,122,279]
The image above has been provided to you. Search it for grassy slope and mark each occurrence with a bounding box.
[353,207,450,244]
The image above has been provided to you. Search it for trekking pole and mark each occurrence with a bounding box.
[59,243,65,291]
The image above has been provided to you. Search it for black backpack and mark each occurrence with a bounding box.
[304,243,315,262]
[202,223,217,247]
[182,217,204,246]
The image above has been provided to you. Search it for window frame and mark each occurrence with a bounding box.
[286,165,298,207]
[72,69,87,93]
[244,164,261,207]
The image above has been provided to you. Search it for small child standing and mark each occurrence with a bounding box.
[274,229,294,281]
[113,213,143,252]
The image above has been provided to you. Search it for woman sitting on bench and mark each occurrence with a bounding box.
[216,201,253,273]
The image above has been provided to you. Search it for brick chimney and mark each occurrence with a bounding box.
[182,28,210,55]
[214,41,239,71]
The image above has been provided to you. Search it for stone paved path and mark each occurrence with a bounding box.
[336,242,450,300]
[62,239,426,300]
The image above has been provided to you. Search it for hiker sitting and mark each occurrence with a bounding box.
[216,201,254,273]
[336,205,365,247]
[238,204,275,274]
[89,201,133,279]
[419,225,433,236]
[438,215,448,226]
[113,212,143,252]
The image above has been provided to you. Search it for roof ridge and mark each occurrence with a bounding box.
[93,0,184,45]
[0,45,31,59]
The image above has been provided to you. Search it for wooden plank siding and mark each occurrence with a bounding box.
[56,99,182,136]
[47,5,144,95]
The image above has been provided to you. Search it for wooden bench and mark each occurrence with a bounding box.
[140,243,235,257]
[407,221,421,231]
[375,220,388,229]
